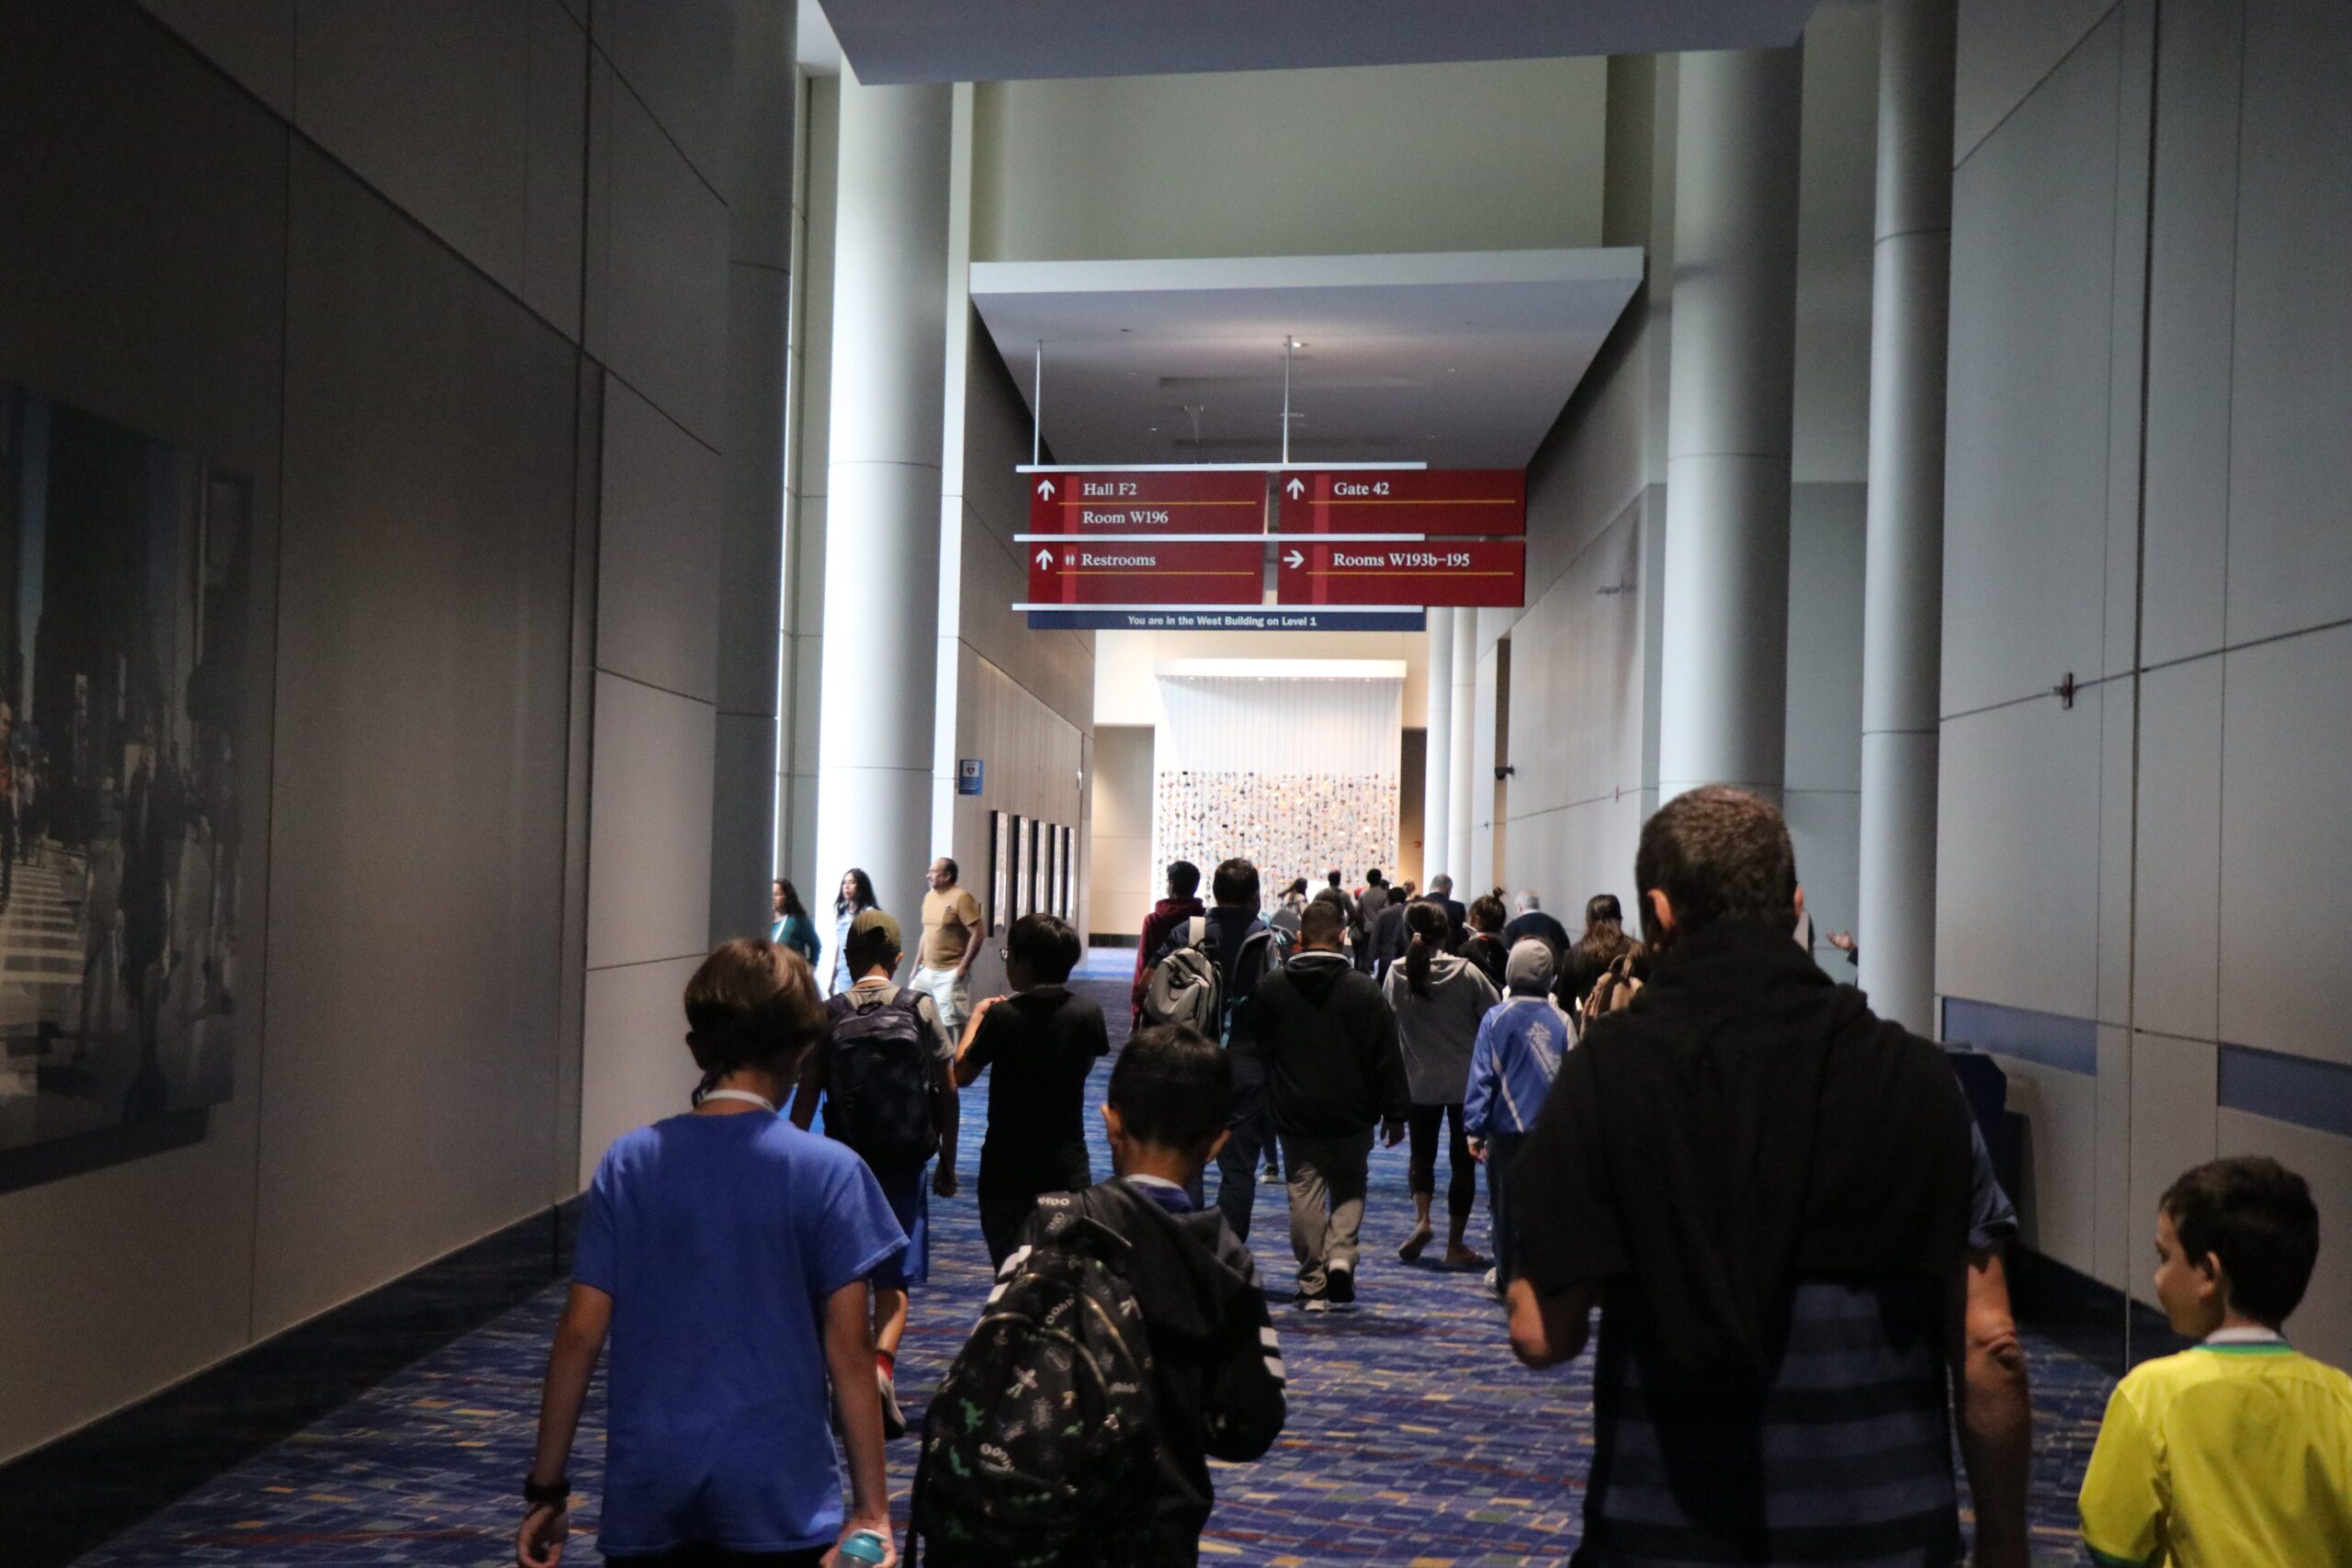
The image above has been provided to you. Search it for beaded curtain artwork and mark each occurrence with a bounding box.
[1153,770,1398,892]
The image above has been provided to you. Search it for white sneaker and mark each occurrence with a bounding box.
[1484,1266,1499,1293]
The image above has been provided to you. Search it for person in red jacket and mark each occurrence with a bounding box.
[1132,860,1205,1025]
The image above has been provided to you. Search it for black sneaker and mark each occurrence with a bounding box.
[1325,1267,1356,1307]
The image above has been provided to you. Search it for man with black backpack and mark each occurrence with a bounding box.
[792,908,959,1442]
[1143,858,1286,1240]
[913,1024,1285,1568]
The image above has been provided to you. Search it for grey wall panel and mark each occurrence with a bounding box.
[587,672,718,971]
[717,266,788,719]
[257,141,575,1335]
[293,0,536,299]
[2224,0,2352,645]
[2131,656,2222,1042]
[0,0,289,1460]
[138,0,297,116]
[2137,0,2240,669]
[2095,672,2135,1024]
[1942,12,2119,716]
[598,378,721,704]
[579,956,702,1187]
[0,3,287,473]
[1791,3,1878,488]
[584,57,730,446]
[1935,691,2102,1021]
[524,0,589,337]
[2216,1108,2352,1368]
[2219,623,2352,1066]
[1506,505,1645,823]
[709,711,779,942]
[1953,0,2118,167]
[592,0,734,199]
[2126,1032,2217,1308]
[1784,482,1865,793]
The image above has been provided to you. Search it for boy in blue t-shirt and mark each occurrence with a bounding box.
[517,939,908,1567]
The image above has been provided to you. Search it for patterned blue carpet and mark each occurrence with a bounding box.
[73,972,2112,1565]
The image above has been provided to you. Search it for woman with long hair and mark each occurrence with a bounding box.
[829,868,876,996]
[771,878,820,969]
[1559,891,1644,1013]
[1382,898,1499,1268]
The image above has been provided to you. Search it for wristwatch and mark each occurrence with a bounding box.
[522,1475,571,1507]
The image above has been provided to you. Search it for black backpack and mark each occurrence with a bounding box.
[911,1199,1158,1567]
[821,987,939,1173]
[1216,924,1288,1045]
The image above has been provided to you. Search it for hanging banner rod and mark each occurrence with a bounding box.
[1016,461,1428,473]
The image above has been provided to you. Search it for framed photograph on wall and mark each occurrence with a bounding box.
[1043,823,1059,923]
[1060,825,1077,919]
[989,810,1011,932]
[1012,816,1030,919]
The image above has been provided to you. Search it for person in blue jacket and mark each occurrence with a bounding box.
[1464,939,1577,1292]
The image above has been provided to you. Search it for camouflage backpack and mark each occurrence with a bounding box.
[910,1199,1159,1566]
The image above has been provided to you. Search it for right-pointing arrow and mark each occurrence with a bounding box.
[1283,549,1306,570]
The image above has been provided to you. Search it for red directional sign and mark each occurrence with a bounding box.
[1276,538,1525,608]
[1027,539,1265,605]
[1026,470,1267,536]
[1277,468,1525,536]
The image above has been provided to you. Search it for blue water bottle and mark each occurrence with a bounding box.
[838,1529,890,1564]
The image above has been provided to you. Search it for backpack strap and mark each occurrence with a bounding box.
[1186,915,1208,948]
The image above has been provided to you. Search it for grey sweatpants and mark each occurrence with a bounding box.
[1281,1128,1374,1294]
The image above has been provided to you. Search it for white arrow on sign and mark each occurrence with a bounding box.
[1035,478,1056,500]
[1284,477,1306,500]
[1034,547,1053,569]
[1283,549,1306,569]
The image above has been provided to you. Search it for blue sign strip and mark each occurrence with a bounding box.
[1024,606,1427,632]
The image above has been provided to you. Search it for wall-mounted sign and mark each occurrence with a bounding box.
[1276,537,1526,608]
[1025,539,1264,605]
[1277,468,1525,536]
[956,758,984,795]
[1026,469,1266,535]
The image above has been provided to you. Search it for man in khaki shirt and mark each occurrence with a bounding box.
[910,857,983,1038]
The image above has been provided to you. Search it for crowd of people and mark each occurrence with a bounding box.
[519,788,2351,1568]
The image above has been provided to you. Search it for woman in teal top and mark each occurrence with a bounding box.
[771,879,821,971]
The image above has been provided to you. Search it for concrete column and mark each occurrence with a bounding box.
[711,0,796,943]
[1656,46,1804,801]
[1447,607,1476,887]
[1857,0,1954,1032]
[1422,608,1453,886]
[814,67,953,922]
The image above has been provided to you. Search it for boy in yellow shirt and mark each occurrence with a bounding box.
[2079,1156,2352,1565]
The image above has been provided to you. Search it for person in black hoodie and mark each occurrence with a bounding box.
[1251,898,1409,1310]
[1507,786,2030,1568]
[1028,1024,1287,1566]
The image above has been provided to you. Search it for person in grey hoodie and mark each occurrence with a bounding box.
[1250,898,1409,1309]
[1383,898,1500,1268]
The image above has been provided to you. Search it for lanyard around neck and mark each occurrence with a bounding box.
[699,1088,776,1113]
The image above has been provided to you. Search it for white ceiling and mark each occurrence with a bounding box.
[969,249,1645,470]
[813,0,1816,85]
